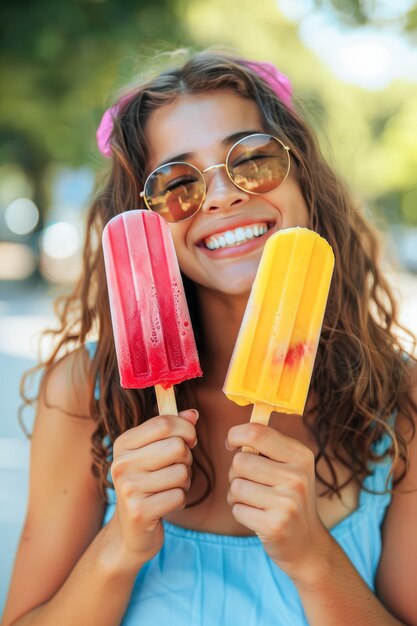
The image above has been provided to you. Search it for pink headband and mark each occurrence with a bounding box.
[96,60,293,157]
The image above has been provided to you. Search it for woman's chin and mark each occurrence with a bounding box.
[180,258,260,297]
[206,272,257,297]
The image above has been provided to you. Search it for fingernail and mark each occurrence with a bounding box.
[225,439,231,451]
[179,409,199,424]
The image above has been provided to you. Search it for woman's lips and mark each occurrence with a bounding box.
[196,225,276,259]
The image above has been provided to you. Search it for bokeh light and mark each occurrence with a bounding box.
[5,199,39,236]
[0,242,36,280]
[38,221,83,283]
[278,0,417,89]
[39,222,80,260]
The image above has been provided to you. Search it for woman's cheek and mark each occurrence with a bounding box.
[168,224,207,282]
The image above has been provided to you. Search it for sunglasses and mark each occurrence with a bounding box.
[139,133,291,223]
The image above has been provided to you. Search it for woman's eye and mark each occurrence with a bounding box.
[165,177,198,192]
[233,154,272,167]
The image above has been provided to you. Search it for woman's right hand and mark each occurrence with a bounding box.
[106,409,199,570]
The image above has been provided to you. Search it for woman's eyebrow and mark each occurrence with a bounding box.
[155,129,263,169]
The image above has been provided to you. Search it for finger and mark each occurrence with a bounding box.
[226,423,314,464]
[112,437,193,478]
[144,488,188,520]
[241,444,259,455]
[136,436,194,471]
[114,413,197,454]
[228,477,273,510]
[230,502,268,534]
[142,464,192,495]
[228,460,310,504]
[177,409,199,424]
[228,452,284,486]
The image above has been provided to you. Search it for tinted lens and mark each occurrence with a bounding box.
[144,163,205,223]
[227,134,289,193]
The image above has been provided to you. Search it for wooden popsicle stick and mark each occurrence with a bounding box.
[155,384,178,416]
[242,402,272,454]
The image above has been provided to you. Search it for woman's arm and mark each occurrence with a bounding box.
[293,532,407,626]
[1,348,143,626]
[294,362,417,626]
[376,360,417,624]
[5,521,143,626]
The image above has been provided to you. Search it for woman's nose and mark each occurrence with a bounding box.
[200,166,249,214]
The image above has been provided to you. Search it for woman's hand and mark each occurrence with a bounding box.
[107,409,198,571]
[225,422,330,581]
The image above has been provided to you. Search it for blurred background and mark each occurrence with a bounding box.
[1,0,417,610]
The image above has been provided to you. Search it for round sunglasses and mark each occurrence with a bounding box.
[139,133,291,223]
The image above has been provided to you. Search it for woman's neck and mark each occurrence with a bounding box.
[196,286,249,388]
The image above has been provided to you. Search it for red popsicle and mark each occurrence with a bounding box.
[102,210,202,414]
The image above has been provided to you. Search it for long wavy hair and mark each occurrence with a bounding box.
[20,49,416,503]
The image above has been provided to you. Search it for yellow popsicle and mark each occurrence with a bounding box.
[223,227,334,430]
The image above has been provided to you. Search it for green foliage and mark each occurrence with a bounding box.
[1,0,416,227]
[313,0,417,35]
[0,0,192,167]
[183,0,417,225]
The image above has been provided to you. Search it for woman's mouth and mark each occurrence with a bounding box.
[200,222,272,250]
[196,221,276,259]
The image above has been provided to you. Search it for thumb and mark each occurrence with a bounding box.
[178,409,199,425]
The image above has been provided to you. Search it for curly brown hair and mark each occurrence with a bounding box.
[20,48,416,504]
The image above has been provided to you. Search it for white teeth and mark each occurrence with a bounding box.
[203,222,269,250]
[224,231,236,245]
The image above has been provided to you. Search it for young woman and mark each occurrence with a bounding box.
[3,49,417,626]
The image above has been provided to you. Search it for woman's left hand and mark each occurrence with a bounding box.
[226,422,331,580]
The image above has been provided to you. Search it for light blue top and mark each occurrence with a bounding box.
[86,342,395,625]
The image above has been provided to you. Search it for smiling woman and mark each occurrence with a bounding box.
[143,90,308,294]
[2,49,417,626]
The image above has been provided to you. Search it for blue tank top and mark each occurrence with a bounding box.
[86,342,395,625]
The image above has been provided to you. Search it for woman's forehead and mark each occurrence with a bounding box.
[145,89,264,169]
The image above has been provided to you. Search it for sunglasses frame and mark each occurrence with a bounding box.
[139,133,291,223]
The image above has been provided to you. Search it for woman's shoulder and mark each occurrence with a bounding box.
[40,343,97,416]
[31,342,102,486]
[395,354,417,450]
[32,344,100,485]
[405,353,417,401]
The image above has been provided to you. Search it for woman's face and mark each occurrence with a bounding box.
[145,89,309,295]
